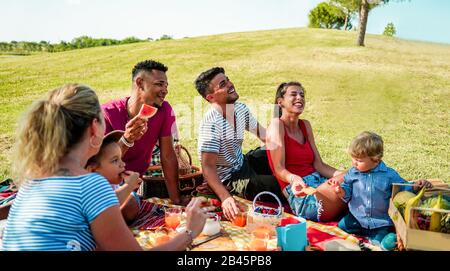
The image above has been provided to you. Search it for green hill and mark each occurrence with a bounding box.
[0,28,449,182]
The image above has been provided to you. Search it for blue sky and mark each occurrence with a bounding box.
[1,0,449,44]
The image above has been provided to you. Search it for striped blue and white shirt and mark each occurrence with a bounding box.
[2,173,119,251]
[198,102,258,182]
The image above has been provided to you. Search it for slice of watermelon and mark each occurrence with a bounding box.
[138,104,158,120]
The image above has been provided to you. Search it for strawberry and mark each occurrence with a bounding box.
[210,198,221,207]
[268,209,276,215]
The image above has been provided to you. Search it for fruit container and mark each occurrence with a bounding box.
[388,182,450,250]
[246,191,283,234]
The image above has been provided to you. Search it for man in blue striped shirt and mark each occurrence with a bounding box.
[195,67,283,220]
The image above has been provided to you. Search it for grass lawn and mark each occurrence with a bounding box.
[0,28,449,182]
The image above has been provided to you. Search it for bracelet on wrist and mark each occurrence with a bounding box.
[185,229,194,250]
[288,174,295,184]
[120,135,134,148]
[185,229,194,242]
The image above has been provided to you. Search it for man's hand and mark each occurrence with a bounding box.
[124,115,148,143]
[221,196,240,221]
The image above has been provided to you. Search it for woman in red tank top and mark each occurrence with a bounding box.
[266,82,347,222]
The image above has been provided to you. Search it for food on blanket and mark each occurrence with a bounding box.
[198,196,223,216]
[393,191,416,218]
[302,186,317,195]
[429,194,444,232]
[404,187,425,228]
[440,213,450,233]
[416,214,431,231]
[279,217,300,227]
[418,195,450,216]
[210,198,221,207]
[413,194,450,231]
[254,206,281,216]
[138,104,158,120]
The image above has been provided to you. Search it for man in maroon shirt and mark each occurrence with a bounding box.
[102,60,189,206]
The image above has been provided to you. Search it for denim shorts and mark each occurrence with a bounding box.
[285,172,327,222]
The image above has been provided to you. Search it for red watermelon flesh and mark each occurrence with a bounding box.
[138,104,158,120]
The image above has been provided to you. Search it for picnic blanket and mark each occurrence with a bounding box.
[132,196,368,251]
[0,179,17,207]
[129,201,165,230]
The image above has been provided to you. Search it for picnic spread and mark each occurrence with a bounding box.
[131,196,366,251]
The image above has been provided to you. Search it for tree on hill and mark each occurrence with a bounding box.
[309,2,349,30]
[355,0,407,46]
[0,36,147,54]
[383,22,396,37]
[330,0,360,30]
[158,34,173,41]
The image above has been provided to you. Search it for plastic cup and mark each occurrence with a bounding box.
[165,207,182,230]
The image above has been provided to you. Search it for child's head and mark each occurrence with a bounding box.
[86,130,126,184]
[348,131,384,172]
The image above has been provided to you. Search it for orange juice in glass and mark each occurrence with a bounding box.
[249,227,270,251]
[232,212,247,227]
[165,207,182,230]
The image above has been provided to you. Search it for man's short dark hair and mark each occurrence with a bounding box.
[132,60,168,80]
[194,67,225,98]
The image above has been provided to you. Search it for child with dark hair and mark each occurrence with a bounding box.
[86,130,142,224]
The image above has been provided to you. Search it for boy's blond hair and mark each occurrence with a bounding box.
[348,131,384,161]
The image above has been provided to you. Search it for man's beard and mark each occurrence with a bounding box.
[226,93,239,104]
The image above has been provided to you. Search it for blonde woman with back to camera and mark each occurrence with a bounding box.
[2,84,208,251]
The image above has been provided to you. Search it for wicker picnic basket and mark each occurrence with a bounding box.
[140,144,203,199]
[246,191,284,233]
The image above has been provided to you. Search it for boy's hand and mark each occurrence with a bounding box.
[327,179,345,197]
[413,179,433,191]
[121,171,143,190]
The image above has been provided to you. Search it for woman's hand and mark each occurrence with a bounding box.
[327,179,345,197]
[291,175,307,197]
[184,197,210,239]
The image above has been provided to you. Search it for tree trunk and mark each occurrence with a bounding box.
[343,13,349,30]
[357,0,369,46]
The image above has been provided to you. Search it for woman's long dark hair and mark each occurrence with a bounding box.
[273,81,304,118]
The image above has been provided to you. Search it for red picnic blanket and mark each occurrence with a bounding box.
[129,200,367,250]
